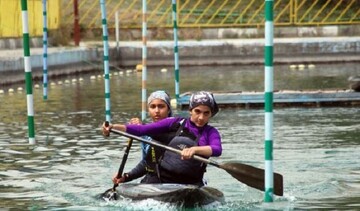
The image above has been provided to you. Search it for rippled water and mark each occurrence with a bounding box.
[0,63,359,210]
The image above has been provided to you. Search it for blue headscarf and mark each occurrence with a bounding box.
[147,90,172,117]
[142,90,172,160]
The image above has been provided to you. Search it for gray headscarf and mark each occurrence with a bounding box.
[189,91,219,117]
[147,90,172,117]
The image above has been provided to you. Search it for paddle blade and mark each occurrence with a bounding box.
[220,162,283,196]
[100,188,118,201]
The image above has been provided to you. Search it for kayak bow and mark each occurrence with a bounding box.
[117,183,225,207]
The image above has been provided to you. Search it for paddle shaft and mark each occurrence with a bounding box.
[108,128,283,196]
[104,122,133,191]
[109,128,212,165]
[112,138,133,190]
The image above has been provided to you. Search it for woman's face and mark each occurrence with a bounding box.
[148,99,170,122]
[189,105,212,127]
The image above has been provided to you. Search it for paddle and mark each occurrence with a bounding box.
[100,126,133,201]
[108,127,284,196]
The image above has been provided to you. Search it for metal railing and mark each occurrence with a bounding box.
[62,0,360,29]
[0,0,359,38]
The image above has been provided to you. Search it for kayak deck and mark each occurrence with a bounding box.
[117,183,225,207]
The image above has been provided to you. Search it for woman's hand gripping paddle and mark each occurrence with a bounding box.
[108,128,284,196]
[101,122,133,201]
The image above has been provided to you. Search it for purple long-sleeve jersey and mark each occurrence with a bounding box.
[126,117,222,156]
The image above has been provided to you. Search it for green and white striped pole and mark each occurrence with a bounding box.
[42,0,48,100]
[100,0,111,122]
[141,0,147,121]
[21,0,35,144]
[171,0,180,101]
[264,0,274,202]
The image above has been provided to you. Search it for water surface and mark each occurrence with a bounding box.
[0,63,359,210]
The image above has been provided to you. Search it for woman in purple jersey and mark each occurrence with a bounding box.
[103,91,222,186]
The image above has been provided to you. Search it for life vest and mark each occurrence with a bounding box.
[158,120,207,186]
[142,120,184,174]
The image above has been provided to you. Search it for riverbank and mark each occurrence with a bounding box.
[0,37,359,85]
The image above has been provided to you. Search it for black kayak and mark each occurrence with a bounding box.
[117,183,225,207]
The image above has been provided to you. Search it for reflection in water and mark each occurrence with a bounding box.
[0,64,359,210]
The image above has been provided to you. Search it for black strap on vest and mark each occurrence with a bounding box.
[175,119,201,143]
[175,119,186,136]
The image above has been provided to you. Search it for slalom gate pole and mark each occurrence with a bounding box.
[20,0,35,144]
[264,0,274,202]
[100,0,111,122]
[141,0,147,121]
[171,0,180,101]
[42,0,48,100]
[115,10,120,56]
